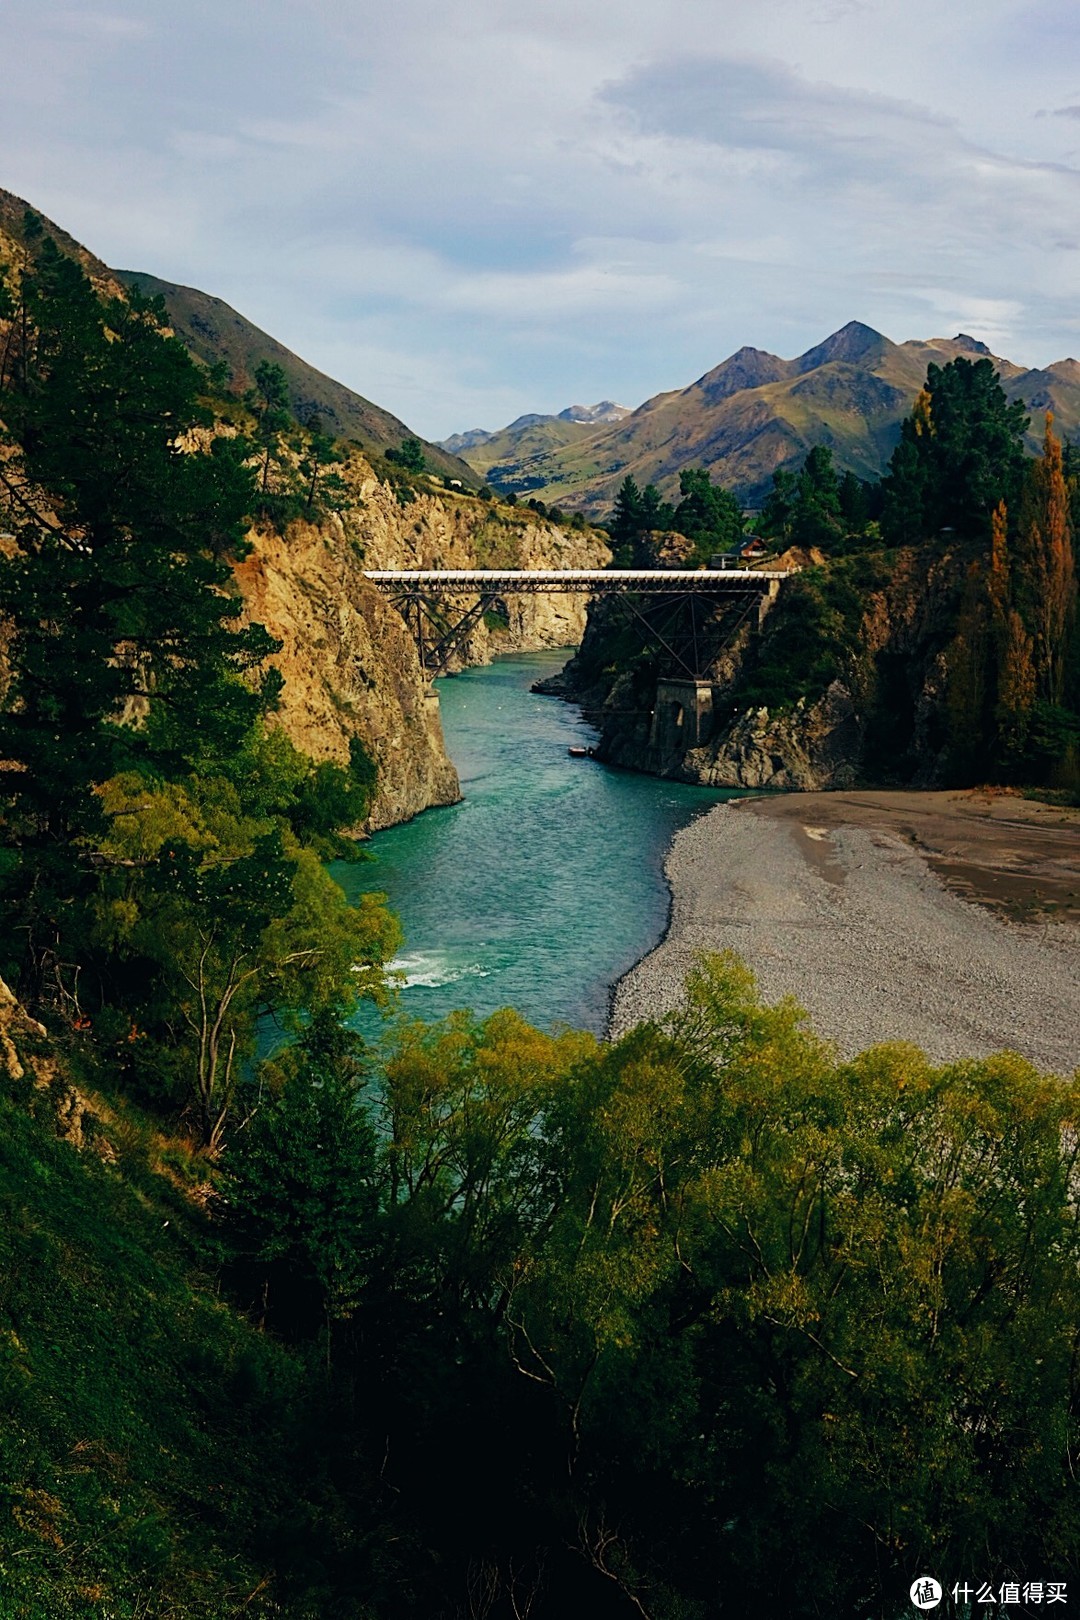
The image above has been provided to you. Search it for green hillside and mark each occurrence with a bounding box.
[0,186,476,484]
[0,1059,345,1618]
[117,270,479,484]
[440,412,596,484]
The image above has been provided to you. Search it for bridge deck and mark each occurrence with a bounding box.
[363,568,785,595]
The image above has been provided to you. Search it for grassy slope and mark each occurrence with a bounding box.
[0,185,475,487]
[116,270,478,486]
[0,1066,348,1620]
[441,415,596,487]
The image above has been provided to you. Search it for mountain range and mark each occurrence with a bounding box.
[444,321,1080,515]
[5,181,1078,522]
[0,188,478,488]
[439,400,629,459]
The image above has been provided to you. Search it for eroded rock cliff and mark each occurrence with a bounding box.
[236,464,610,829]
[546,545,980,792]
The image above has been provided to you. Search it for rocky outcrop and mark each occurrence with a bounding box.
[0,977,115,1156]
[683,682,862,790]
[234,516,461,832]
[545,542,984,792]
[234,464,610,830]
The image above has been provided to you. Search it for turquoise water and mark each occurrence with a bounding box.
[338,649,734,1035]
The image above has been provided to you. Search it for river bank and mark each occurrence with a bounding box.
[610,789,1080,1073]
[350,650,731,1035]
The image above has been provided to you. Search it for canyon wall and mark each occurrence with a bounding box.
[547,547,973,793]
[236,466,610,830]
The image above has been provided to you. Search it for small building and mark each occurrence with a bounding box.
[738,535,769,561]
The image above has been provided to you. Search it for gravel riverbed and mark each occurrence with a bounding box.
[610,800,1080,1074]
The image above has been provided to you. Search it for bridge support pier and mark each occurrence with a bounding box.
[650,678,715,755]
[758,577,781,628]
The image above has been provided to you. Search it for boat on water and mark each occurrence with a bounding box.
[567,746,595,759]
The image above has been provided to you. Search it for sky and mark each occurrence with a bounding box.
[1,0,1079,438]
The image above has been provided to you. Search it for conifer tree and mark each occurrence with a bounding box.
[0,239,277,1003]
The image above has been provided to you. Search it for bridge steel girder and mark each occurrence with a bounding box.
[384,588,507,677]
[364,567,783,597]
[365,568,786,681]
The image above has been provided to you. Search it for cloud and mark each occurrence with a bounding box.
[3,0,1080,434]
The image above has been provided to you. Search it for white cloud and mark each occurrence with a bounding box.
[1,0,1079,434]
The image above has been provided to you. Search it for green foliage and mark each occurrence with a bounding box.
[503,954,1080,1614]
[671,467,742,561]
[0,241,279,1002]
[6,954,1080,1615]
[384,436,425,474]
[760,444,849,550]
[609,468,743,565]
[0,1070,302,1615]
[89,761,398,1148]
[0,244,395,1144]
[733,561,867,710]
[223,1016,379,1338]
[608,473,644,564]
[882,357,1029,545]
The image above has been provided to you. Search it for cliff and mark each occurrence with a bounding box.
[236,464,609,830]
[0,193,611,832]
[545,546,983,792]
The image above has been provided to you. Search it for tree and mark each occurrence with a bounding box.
[395,436,425,474]
[91,766,398,1149]
[791,444,843,547]
[223,1015,380,1340]
[1021,415,1076,709]
[761,450,846,551]
[608,474,645,565]
[760,466,799,545]
[248,360,292,494]
[503,953,1080,1615]
[672,467,742,559]
[882,359,1029,545]
[0,242,278,1004]
[298,411,349,515]
[838,468,870,532]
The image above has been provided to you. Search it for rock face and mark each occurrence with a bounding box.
[546,544,983,793]
[234,467,610,830]
[0,976,114,1155]
[234,517,461,832]
[683,683,863,790]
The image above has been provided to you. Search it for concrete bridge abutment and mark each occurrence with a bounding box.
[650,678,716,755]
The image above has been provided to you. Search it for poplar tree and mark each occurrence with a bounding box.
[1023,415,1076,709]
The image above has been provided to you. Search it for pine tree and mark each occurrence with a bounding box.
[0,240,278,1003]
[609,474,645,565]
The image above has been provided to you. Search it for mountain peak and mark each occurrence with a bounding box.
[952,333,993,355]
[557,401,630,423]
[694,345,791,403]
[794,321,892,373]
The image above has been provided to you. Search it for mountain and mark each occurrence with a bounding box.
[116,270,478,485]
[449,321,1080,516]
[0,186,477,485]
[436,401,630,480]
[558,401,629,423]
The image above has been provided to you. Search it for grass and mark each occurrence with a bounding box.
[0,1065,336,1618]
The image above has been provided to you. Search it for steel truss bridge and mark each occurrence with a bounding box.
[363,568,787,679]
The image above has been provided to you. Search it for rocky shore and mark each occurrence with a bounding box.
[610,790,1080,1073]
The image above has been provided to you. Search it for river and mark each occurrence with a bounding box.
[335,648,734,1035]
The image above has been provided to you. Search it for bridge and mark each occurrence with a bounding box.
[363,568,787,679]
